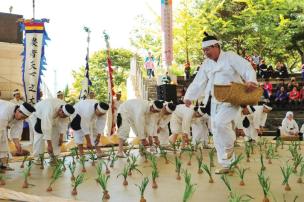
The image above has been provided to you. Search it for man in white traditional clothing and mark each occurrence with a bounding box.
[253,104,272,133]
[116,99,163,157]
[183,32,257,174]
[10,89,24,105]
[191,109,211,148]
[57,91,64,100]
[170,104,206,147]
[32,98,75,163]
[71,100,109,157]
[239,105,261,142]
[152,102,176,146]
[0,100,35,171]
[9,89,27,155]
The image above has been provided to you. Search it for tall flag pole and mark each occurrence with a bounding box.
[79,26,92,100]
[161,0,173,70]
[18,18,50,104]
[103,31,116,136]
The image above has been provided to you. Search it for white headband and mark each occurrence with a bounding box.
[97,104,108,114]
[202,40,221,48]
[165,104,173,113]
[152,102,162,112]
[19,104,32,117]
[62,105,73,116]
[13,90,20,96]
[197,107,204,116]
[263,104,272,111]
[247,106,255,114]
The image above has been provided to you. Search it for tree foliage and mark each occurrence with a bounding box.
[72,48,134,101]
[130,0,304,71]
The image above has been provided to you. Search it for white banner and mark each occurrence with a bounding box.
[23,33,43,104]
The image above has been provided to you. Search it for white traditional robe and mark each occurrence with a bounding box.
[239,110,260,141]
[9,98,24,140]
[170,104,195,136]
[253,105,268,128]
[72,99,107,145]
[32,98,69,157]
[191,114,210,144]
[117,99,158,140]
[155,110,172,145]
[0,100,23,158]
[184,50,256,167]
[280,118,299,136]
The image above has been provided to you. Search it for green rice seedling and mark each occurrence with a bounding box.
[194,140,202,151]
[169,141,177,154]
[109,153,118,168]
[281,139,284,149]
[79,155,86,173]
[228,193,254,202]
[70,147,77,164]
[39,153,45,169]
[260,154,266,171]
[281,164,293,191]
[96,172,110,200]
[228,154,244,176]
[175,156,182,180]
[151,164,159,189]
[245,142,251,162]
[209,148,216,167]
[71,173,85,195]
[96,160,104,176]
[128,155,142,176]
[89,149,96,166]
[293,153,303,173]
[221,174,232,196]
[117,164,130,186]
[266,144,278,164]
[68,163,76,181]
[160,146,169,164]
[275,139,281,152]
[22,162,32,188]
[196,155,203,174]
[47,165,63,192]
[187,149,194,166]
[236,167,249,186]
[135,177,149,202]
[183,170,196,202]
[249,141,254,155]
[20,154,28,168]
[258,170,271,202]
[201,163,213,183]
[297,163,304,183]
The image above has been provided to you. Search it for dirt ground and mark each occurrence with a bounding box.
[0,138,303,202]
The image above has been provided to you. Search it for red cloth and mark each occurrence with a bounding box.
[289,89,300,100]
[263,82,273,95]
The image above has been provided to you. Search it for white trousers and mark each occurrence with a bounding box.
[211,102,238,168]
[191,122,209,144]
[74,129,95,145]
[117,113,146,140]
[33,126,60,157]
[158,127,169,145]
[243,126,258,141]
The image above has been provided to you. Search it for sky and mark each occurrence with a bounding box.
[0,0,160,95]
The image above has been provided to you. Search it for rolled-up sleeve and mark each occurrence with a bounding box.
[229,52,257,83]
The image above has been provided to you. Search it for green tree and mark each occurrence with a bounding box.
[72,48,134,101]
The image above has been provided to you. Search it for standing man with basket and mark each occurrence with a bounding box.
[183,33,258,174]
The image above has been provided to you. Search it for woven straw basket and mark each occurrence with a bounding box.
[214,82,263,106]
